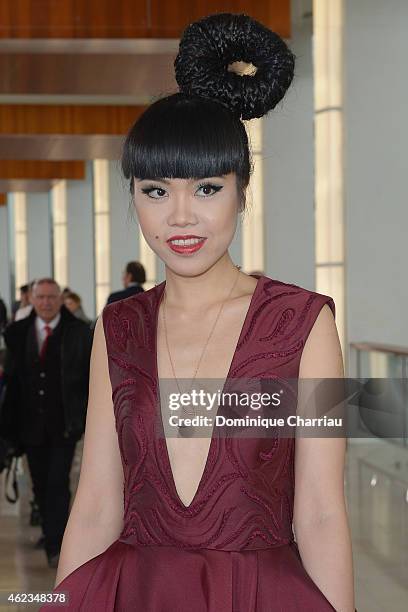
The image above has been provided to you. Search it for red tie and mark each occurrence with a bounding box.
[40,325,52,361]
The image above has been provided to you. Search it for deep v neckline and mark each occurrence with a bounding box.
[153,273,265,510]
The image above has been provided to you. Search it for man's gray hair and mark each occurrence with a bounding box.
[32,278,61,294]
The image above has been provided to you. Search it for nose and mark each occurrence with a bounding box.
[167,193,198,227]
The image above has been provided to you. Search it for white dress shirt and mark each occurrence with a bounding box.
[15,304,33,321]
[35,312,61,352]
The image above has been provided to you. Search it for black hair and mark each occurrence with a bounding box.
[122,93,251,211]
[126,261,146,284]
[121,13,295,213]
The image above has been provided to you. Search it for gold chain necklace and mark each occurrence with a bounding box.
[161,266,241,433]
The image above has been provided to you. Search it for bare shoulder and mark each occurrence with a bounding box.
[240,272,260,294]
[299,303,344,378]
[93,314,106,343]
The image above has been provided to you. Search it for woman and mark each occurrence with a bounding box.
[63,291,92,326]
[41,13,355,612]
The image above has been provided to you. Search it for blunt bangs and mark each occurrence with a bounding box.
[122,93,251,194]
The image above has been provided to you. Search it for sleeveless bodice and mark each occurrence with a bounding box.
[102,275,336,552]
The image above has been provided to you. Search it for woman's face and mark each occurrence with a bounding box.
[133,172,241,276]
[64,297,78,313]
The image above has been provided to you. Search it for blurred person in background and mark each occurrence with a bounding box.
[106,260,145,304]
[15,281,35,321]
[0,278,93,568]
[61,288,71,299]
[11,283,29,319]
[0,294,7,396]
[64,292,92,326]
[4,284,40,526]
[12,283,30,321]
[0,294,7,333]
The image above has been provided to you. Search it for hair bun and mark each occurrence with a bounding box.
[174,13,296,121]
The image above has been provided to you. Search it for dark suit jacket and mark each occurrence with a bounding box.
[107,283,144,305]
[0,297,7,330]
[0,305,93,449]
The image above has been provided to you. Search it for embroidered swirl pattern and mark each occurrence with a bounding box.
[101,275,335,551]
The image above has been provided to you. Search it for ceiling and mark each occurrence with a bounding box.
[0,0,291,196]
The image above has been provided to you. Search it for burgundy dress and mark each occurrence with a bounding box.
[40,274,337,611]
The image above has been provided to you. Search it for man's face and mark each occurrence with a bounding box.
[31,282,62,322]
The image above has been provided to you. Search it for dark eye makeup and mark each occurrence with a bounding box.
[141,185,167,198]
[197,183,223,196]
[140,182,223,199]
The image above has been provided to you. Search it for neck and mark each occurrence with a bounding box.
[38,311,60,325]
[163,253,241,311]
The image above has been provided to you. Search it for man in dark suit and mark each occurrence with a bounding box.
[0,278,93,568]
[106,261,145,305]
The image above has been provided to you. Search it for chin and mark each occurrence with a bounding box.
[165,255,227,279]
[150,238,229,276]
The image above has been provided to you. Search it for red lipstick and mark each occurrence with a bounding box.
[166,234,207,255]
